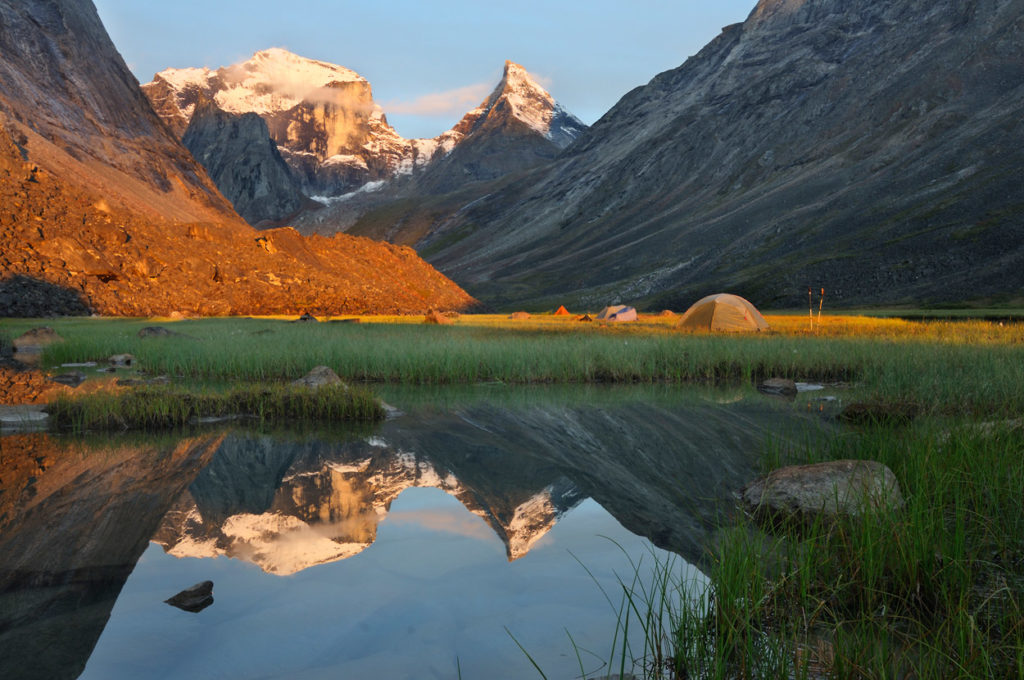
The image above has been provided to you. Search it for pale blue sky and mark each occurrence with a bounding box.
[94,0,756,139]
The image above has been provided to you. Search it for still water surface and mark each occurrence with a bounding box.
[0,384,829,679]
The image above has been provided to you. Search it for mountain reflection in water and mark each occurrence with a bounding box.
[0,387,824,680]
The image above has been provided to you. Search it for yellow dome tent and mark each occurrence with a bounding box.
[677,293,769,332]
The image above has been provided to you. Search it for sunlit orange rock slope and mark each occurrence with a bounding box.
[0,0,474,317]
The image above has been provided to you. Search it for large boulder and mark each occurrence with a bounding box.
[739,460,904,526]
[292,366,343,389]
[12,327,63,352]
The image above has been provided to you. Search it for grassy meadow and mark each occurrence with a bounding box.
[2,310,1023,677]
[2,311,1022,415]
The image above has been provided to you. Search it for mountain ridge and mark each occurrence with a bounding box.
[379,0,1024,309]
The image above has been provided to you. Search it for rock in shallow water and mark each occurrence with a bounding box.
[164,580,214,613]
[757,377,797,396]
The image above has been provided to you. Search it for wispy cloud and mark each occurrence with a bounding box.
[382,82,493,117]
[387,507,493,541]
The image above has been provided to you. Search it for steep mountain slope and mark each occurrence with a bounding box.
[416,0,1024,309]
[401,60,585,195]
[0,0,236,225]
[0,1,474,316]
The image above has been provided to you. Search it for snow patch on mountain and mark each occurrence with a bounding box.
[506,486,561,560]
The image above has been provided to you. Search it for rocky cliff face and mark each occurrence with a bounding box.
[0,2,475,317]
[409,0,1024,309]
[0,0,236,224]
[182,98,306,225]
[146,52,586,228]
[144,48,445,199]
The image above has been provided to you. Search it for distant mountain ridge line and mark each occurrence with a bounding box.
[142,49,586,210]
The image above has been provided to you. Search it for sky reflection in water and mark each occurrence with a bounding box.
[83,489,704,680]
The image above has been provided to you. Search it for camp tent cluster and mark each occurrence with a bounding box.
[547,293,768,332]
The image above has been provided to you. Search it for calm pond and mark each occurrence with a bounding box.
[0,384,833,680]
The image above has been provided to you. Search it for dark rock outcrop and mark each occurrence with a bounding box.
[164,581,214,613]
[183,98,305,226]
[400,0,1024,309]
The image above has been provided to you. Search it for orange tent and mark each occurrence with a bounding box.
[553,305,570,316]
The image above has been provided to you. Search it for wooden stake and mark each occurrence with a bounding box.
[818,287,825,327]
[808,287,813,331]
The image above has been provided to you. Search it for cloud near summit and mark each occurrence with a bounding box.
[382,82,493,117]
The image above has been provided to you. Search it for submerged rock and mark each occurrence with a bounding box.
[757,377,797,396]
[108,354,135,367]
[50,371,86,387]
[739,460,904,526]
[840,400,921,426]
[164,580,214,613]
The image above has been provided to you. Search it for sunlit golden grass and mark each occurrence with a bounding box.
[3,311,1023,415]
[254,311,1024,344]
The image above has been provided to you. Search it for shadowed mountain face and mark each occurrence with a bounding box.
[400,0,1024,309]
[0,1,475,317]
[182,99,306,226]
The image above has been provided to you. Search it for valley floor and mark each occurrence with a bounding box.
[1,311,1022,678]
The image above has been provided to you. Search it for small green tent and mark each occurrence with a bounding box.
[677,293,769,332]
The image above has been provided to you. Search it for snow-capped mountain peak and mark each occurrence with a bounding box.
[143,52,588,220]
[151,47,368,119]
[454,60,586,147]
